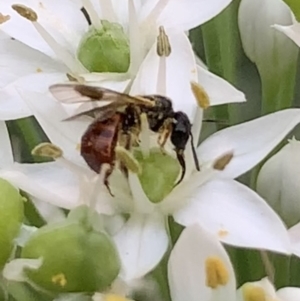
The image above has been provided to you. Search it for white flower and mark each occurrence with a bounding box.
[2,89,300,281]
[168,224,236,301]
[257,138,300,227]
[0,0,245,121]
[238,0,297,83]
[236,277,300,301]
[273,15,300,48]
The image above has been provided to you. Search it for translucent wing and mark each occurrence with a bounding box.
[49,84,154,107]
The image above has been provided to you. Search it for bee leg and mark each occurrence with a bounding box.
[103,164,114,197]
[158,120,172,153]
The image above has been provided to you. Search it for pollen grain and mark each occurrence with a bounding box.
[52,273,67,287]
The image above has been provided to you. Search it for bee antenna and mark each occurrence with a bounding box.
[190,131,200,171]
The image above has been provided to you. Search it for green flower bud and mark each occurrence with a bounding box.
[134,148,180,204]
[0,178,24,268]
[77,20,130,73]
[21,216,120,292]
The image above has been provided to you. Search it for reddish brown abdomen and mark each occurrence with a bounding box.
[81,113,122,173]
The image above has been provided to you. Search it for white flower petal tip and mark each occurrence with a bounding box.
[236,277,277,301]
[168,225,236,301]
[174,180,291,254]
[288,223,300,257]
[197,66,246,107]
[198,109,300,179]
[114,213,168,281]
[277,287,300,301]
[273,23,300,48]
[257,138,300,227]
[3,258,42,281]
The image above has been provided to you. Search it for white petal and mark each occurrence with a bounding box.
[141,0,232,31]
[174,179,291,253]
[0,162,81,209]
[273,22,300,48]
[114,212,168,281]
[197,65,246,106]
[3,258,42,281]
[0,121,13,167]
[197,109,300,179]
[131,31,198,120]
[277,287,300,301]
[0,36,66,88]
[31,197,66,224]
[257,139,300,226]
[168,224,236,301]
[0,0,87,58]
[288,223,300,257]
[0,72,66,120]
[17,88,90,164]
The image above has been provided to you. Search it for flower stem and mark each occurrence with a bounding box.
[200,0,241,126]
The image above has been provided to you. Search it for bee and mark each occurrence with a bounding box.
[49,84,200,193]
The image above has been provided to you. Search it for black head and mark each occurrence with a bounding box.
[171,111,200,185]
[142,95,174,132]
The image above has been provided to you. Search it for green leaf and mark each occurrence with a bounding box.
[283,0,300,22]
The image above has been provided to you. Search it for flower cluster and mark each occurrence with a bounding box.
[1,0,300,301]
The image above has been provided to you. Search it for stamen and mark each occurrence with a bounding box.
[156,26,170,95]
[12,4,37,21]
[157,26,171,57]
[0,13,10,24]
[191,81,210,109]
[128,0,141,75]
[143,0,170,26]
[11,4,85,74]
[32,142,63,159]
[82,0,101,28]
[139,113,150,158]
[213,152,234,171]
[205,256,229,289]
[115,146,141,174]
[242,285,266,301]
[99,0,117,22]
[52,273,67,287]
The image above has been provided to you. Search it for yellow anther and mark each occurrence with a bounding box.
[36,68,42,72]
[157,26,171,57]
[243,284,267,301]
[12,4,38,21]
[191,81,210,109]
[52,273,67,287]
[218,229,229,238]
[0,13,10,24]
[115,146,141,174]
[32,142,63,159]
[213,152,234,171]
[205,256,229,289]
[105,294,132,301]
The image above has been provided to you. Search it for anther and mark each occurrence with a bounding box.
[105,294,131,301]
[0,13,10,24]
[205,256,229,289]
[157,26,171,57]
[51,273,67,287]
[242,285,266,301]
[191,81,210,109]
[213,152,234,171]
[32,142,63,159]
[12,4,38,22]
[115,146,141,174]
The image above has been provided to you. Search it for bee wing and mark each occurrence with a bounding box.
[49,84,154,107]
[62,103,124,121]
